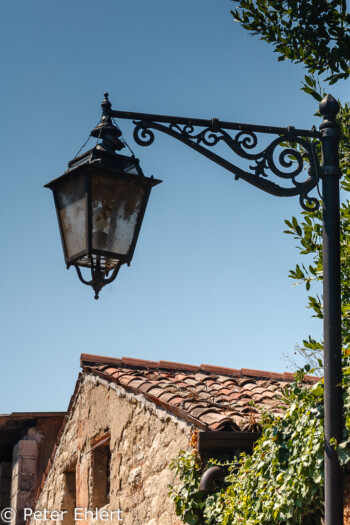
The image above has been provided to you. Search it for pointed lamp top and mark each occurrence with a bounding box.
[90,92,124,152]
[319,94,340,118]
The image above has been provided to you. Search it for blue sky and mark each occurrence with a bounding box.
[1,0,349,412]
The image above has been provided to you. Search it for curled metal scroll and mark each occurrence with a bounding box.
[133,120,320,211]
[74,263,120,300]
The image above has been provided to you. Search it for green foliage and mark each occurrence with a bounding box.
[168,450,230,524]
[282,78,350,350]
[169,362,350,524]
[301,75,324,102]
[222,376,325,524]
[231,0,350,83]
[284,197,350,351]
[168,374,326,524]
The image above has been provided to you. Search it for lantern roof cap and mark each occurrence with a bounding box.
[44,147,161,190]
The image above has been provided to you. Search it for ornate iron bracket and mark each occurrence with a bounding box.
[106,94,322,212]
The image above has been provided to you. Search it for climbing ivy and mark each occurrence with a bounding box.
[169,364,350,524]
[168,430,230,524]
[222,373,325,524]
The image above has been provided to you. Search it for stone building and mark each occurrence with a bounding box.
[1,354,322,525]
[0,413,65,525]
[18,353,316,525]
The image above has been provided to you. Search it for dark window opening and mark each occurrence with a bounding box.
[62,464,76,525]
[91,442,111,509]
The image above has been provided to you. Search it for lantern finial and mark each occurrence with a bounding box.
[91,93,124,153]
[102,92,111,113]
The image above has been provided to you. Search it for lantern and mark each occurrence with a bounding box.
[45,94,161,298]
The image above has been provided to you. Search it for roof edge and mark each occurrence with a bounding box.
[80,353,319,383]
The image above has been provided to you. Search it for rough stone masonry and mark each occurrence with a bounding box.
[31,374,189,525]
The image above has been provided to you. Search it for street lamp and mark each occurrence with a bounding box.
[45,95,161,299]
[47,92,342,524]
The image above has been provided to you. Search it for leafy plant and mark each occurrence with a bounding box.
[169,430,230,524]
[222,372,325,524]
[231,0,350,84]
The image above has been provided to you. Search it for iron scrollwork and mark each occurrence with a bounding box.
[132,119,320,211]
[74,262,120,300]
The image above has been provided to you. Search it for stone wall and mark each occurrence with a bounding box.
[11,440,38,525]
[31,374,190,525]
[344,484,350,524]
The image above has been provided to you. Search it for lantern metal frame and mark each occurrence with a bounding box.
[45,107,161,299]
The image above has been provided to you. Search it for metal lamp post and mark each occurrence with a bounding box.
[48,93,343,523]
[320,95,342,525]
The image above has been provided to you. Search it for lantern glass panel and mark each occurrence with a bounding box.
[56,175,87,259]
[91,175,146,257]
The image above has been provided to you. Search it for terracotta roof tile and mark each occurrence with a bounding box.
[80,354,318,432]
[118,375,136,386]
[220,378,238,387]
[100,367,121,377]
[156,392,178,403]
[144,386,165,398]
[121,357,158,367]
[264,385,281,393]
[217,388,232,396]
[189,407,218,419]
[260,391,278,399]
[211,420,240,431]
[182,377,198,386]
[228,392,243,401]
[194,373,210,381]
[201,364,241,376]
[283,372,295,380]
[137,382,156,394]
[173,373,188,381]
[196,391,211,400]
[173,381,190,389]
[241,368,284,379]
[193,384,207,393]
[249,387,265,394]
[305,374,319,383]
[168,396,186,407]
[81,354,122,366]
[200,412,227,426]
[159,361,199,372]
